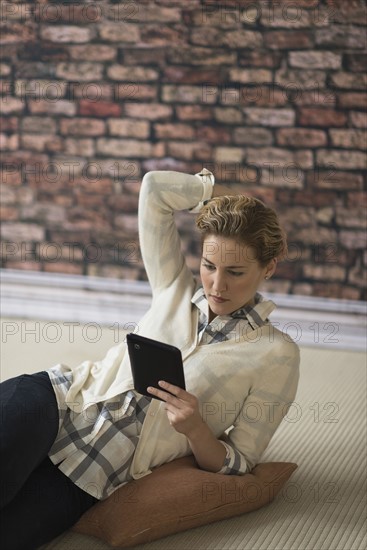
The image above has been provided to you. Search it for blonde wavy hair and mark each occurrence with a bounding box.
[195,195,287,267]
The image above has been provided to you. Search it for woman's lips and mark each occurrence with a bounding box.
[210,295,229,304]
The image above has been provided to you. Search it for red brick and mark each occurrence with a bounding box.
[237,86,288,107]
[162,67,225,85]
[140,25,188,47]
[348,192,367,208]
[75,193,106,208]
[291,90,336,107]
[73,178,113,195]
[108,119,150,139]
[56,62,103,81]
[96,138,155,158]
[107,65,159,82]
[307,170,363,190]
[0,206,18,220]
[15,79,67,101]
[329,129,366,150]
[289,51,341,69]
[317,150,366,170]
[234,127,273,146]
[350,111,367,128]
[196,126,231,144]
[70,83,113,101]
[154,123,195,140]
[64,138,95,157]
[163,85,216,104]
[60,118,105,136]
[325,0,367,24]
[238,50,282,68]
[264,30,313,49]
[331,72,367,90]
[168,47,236,66]
[0,80,11,95]
[214,107,243,124]
[247,147,313,169]
[315,25,366,48]
[21,134,63,153]
[168,141,212,161]
[340,230,367,249]
[79,100,121,117]
[298,108,347,127]
[114,84,157,101]
[336,207,366,229]
[0,22,36,43]
[191,28,262,48]
[215,147,244,164]
[0,63,10,76]
[40,25,93,43]
[275,66,326,90]
[122,48,166,67]
[0,97,24,115]
[260,167,304,189]
[244,108,295,126]
[98,23,140,43]
[21,116,56,134]
[124,103,172,120]
[229,69,272,85]
[1,222,45,241]
[293,190,340,207]
[260,6,316,28]
[337,93,367,109]
[29,99,76,116]
[277,128,327,147]
[0,169,22,186]
[176,105,213,121]
[18,41,69,62]
[35,4,103,24]
[106,195,139,213]
[0,133,18,150]
[69,44,116,61]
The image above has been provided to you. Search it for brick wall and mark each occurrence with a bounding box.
[0,0,366,300]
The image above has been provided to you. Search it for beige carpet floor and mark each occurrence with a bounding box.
[1,317,366,550]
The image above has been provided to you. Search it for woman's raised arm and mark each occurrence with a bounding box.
[138,169,214,294]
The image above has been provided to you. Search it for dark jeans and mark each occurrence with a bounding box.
[0,371,98,550]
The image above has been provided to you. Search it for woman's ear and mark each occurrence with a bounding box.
[264,258,277,279]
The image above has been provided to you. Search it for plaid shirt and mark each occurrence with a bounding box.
[47,287,270,500]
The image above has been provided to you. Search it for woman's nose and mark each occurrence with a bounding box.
[212,273,227,292]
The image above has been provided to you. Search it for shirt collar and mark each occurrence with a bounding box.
[191,284,276,330]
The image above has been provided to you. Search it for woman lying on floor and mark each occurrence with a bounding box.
[0,168,299,550]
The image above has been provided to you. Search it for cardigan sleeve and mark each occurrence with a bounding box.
[138,169,214,294]
[217,341,300,474]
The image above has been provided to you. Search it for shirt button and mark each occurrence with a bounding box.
[150,412,155,417]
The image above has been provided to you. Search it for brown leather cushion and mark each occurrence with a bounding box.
[73,456,298,548]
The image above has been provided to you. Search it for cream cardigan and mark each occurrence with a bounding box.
[58,169,300,480]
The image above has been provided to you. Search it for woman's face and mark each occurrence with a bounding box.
[200,234,276,322]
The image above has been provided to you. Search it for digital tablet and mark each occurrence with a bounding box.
[126,333,186,401]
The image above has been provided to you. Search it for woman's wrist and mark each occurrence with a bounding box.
[186,420,227,473]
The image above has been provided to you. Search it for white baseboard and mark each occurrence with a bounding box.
[1,268,366,351]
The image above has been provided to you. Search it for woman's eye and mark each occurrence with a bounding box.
[203,263,215,270]
[229,271,244,277]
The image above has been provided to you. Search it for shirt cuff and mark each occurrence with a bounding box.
[216,440,248,475]
[188,167,215,214]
